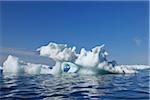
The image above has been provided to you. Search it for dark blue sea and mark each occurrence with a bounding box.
[0,70,149,100]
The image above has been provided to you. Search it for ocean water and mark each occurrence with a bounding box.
[0,70,149,100]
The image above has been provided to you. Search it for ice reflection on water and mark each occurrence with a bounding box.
[0,70,149,100]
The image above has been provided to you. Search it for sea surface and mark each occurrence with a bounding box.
[0,70,149,100]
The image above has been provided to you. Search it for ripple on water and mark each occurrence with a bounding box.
[0,70,149,99]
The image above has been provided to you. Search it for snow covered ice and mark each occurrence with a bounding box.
[1,42,150,75]
[3,55,52,75]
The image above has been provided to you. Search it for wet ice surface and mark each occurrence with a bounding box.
[0,70,149,100]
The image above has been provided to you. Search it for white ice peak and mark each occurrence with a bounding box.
[37,42,108,68]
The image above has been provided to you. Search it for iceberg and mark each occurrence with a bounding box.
[1,42,150,75]
[3,55,52,75]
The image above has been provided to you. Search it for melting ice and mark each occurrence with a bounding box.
[2,42,150,75]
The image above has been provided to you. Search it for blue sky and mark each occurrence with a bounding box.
[0,1,149,64]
